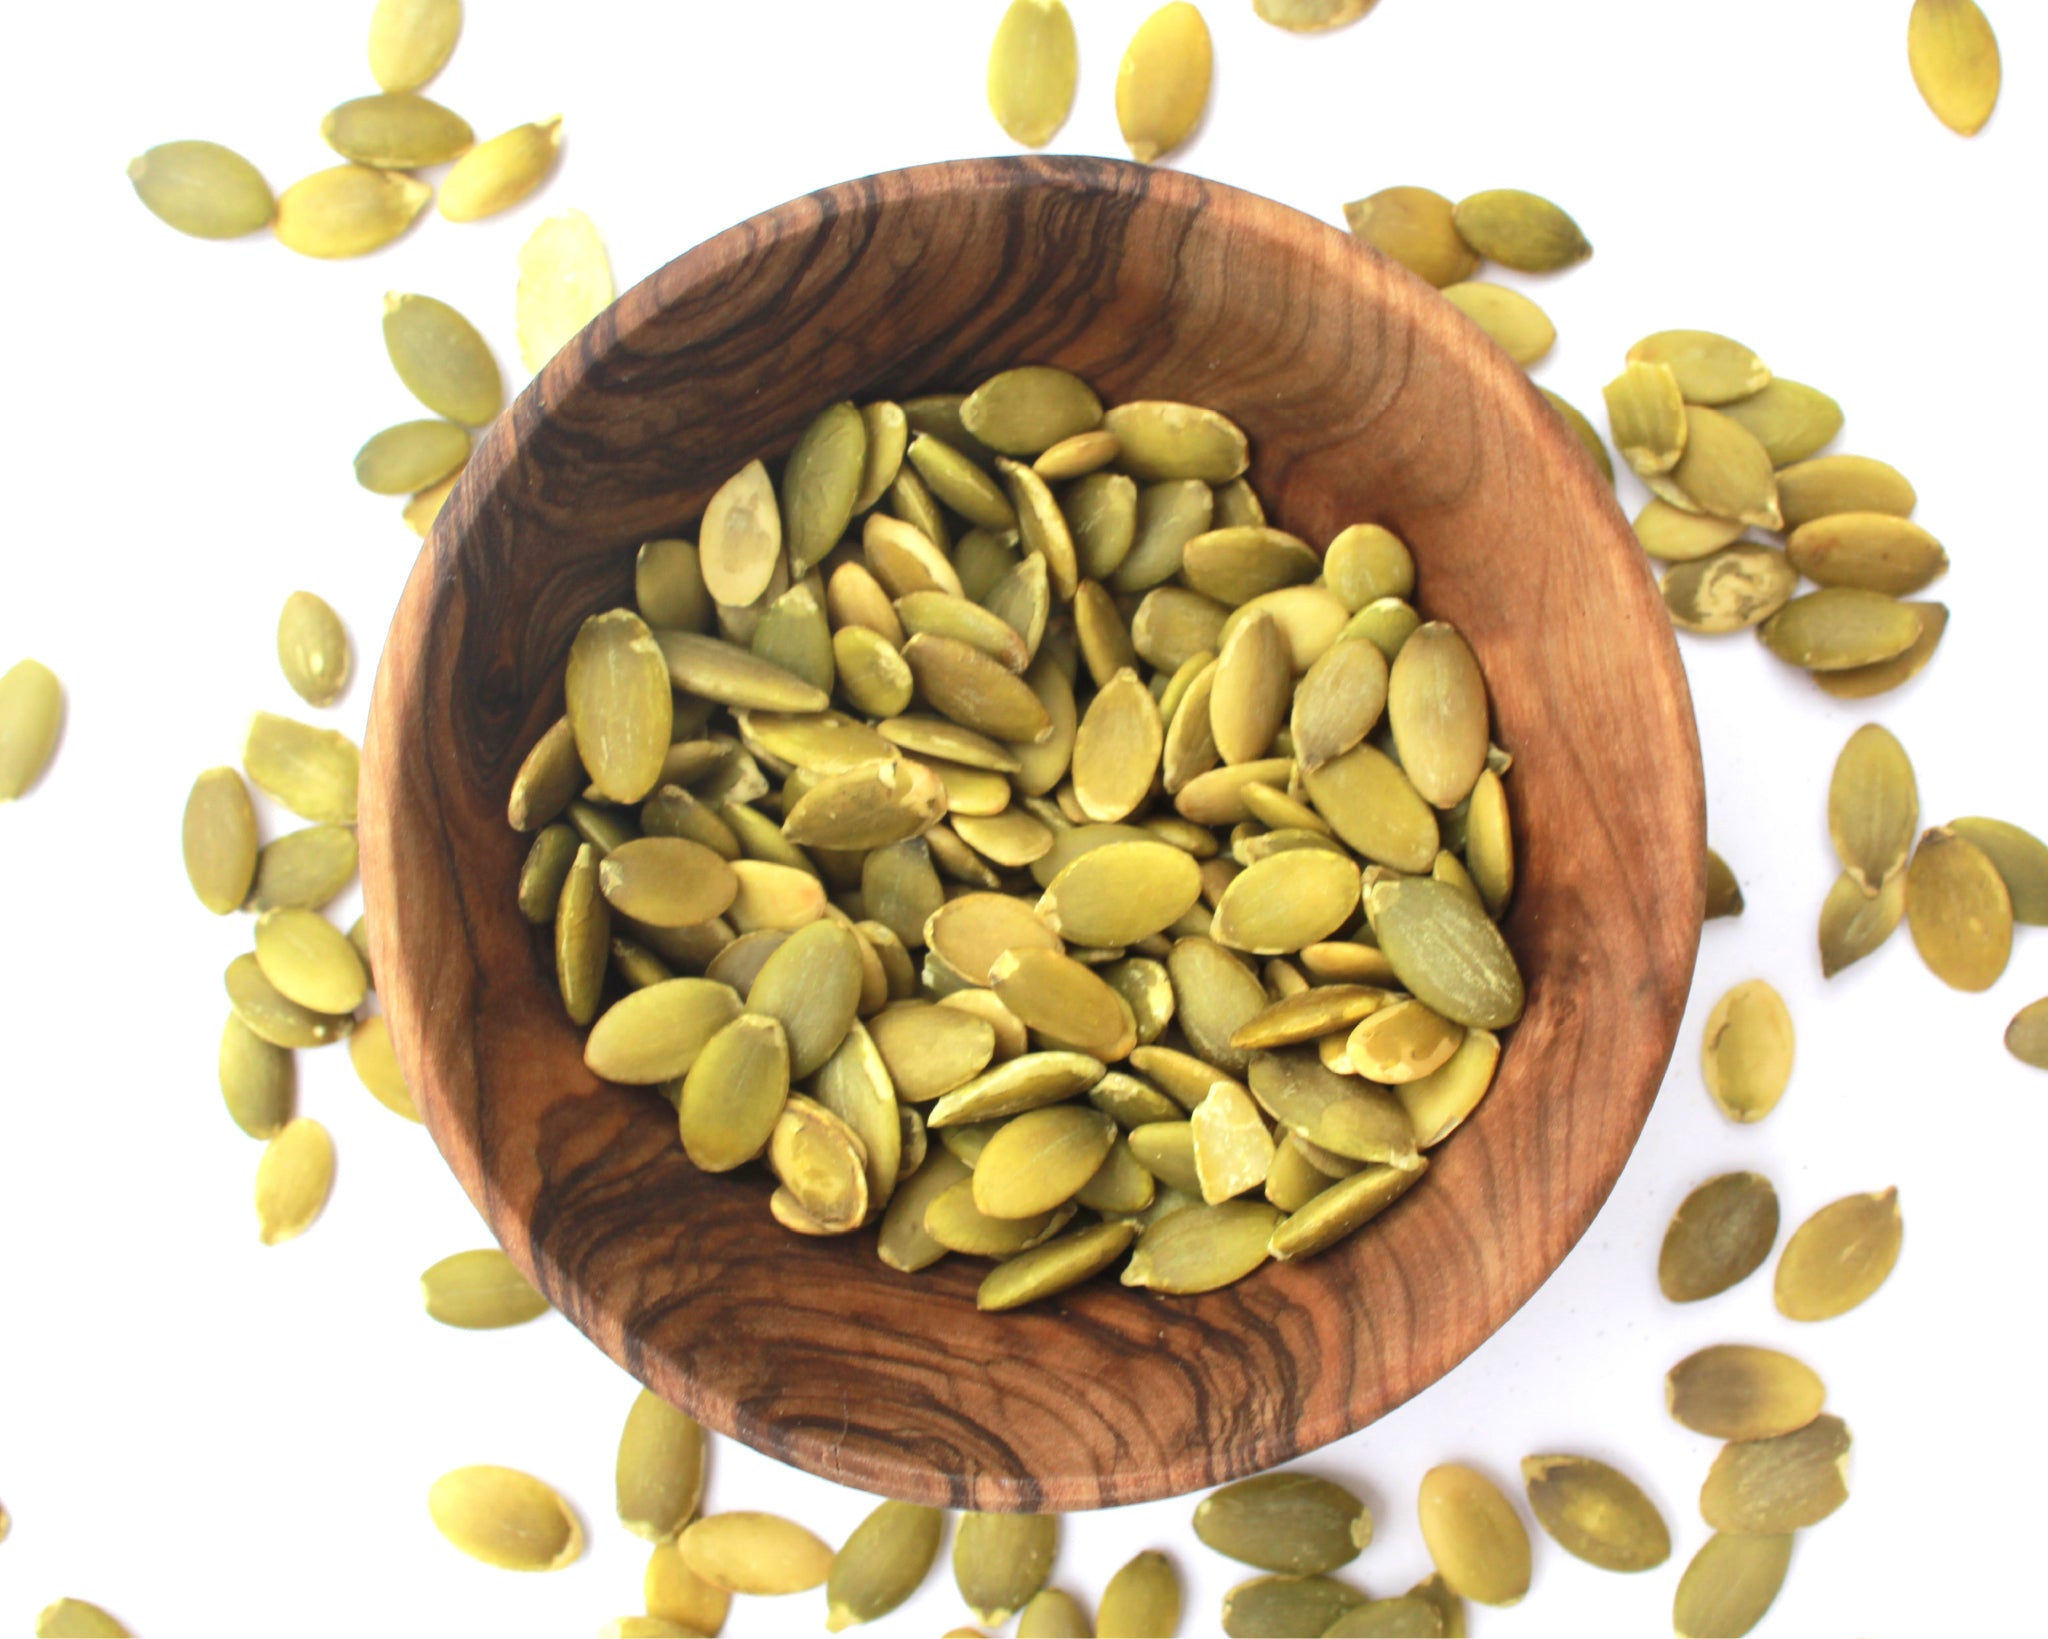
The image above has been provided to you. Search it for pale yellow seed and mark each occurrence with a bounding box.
[988,0,1079,149]
[254,1118,336,1246]
[1909,0,2001,135]
[517,209,613,373]
[428,1465,585,1571]
[439,118,563,223]
[1116,3,1214,165]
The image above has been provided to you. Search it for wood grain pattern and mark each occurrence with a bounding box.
[358,157,1704,1511]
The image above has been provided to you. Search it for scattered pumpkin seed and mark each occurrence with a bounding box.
[384,293,502,427]
[1220,1574,1365,1639]
[1634,500,1745,563]
[1811,604,1947,698]
[1658,1170,1779,1303]
[254,1117,335,1245]
[1699,1414,1852,1534]
[1097,1549,1181,1638]
[515,208,613,372]
[1759,588,1920,671]
[348,1013,420,1120]
[1324,1596,1444,1637]
[1667,1345,1826,1441]
[2005,998,2048,1069]
[827,1499,944,1630]
[1828,724,1917,893]
[1908,0,2001,135]
[254,907,368,1015]
[323,91,472,168]
[0,658,62,801]
[368,0,462,91]
[274,164,430,257]
[1672,1532,1792,1639]
[1604,361,1687,476]
[1342,186,1476,287]
[420,1249,548,1330]
[1017,1590,1091,1638]
[1700,980,1793,1124]
[1116,3,1214,164]
[1818,868,1905,977]
[1949,817,2048,924]
[429,1465,584,1570]
[355,418,470,494]
[275,591,351,707]
[127,140,272,238]
[439,117,562,222]
[645,1539,734,1633]
[1520,1455,1669,1572]
[219,1014,295,1139]
[1442,282,1555,366]
[226,952,353,1049]
[955,1512,1059,1626]
[1451,189,1591,271]
[1904,825,2013,989]
[1788,513,1947,596]
[183,766,259,913]
[1774,454,1917,530]
[677,1512,833,1596]
[33,1600,131,1639]
[1417,1464,1530,1607]
[1626,331,1770,406]
[1775,1187,1902,1320]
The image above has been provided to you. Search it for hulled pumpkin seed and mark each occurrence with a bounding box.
[1324,1596,1444,1637]
[1231,985,1390,1051]
[1667,1345,1826,1441]
[127,140,272,238]
[507,718,582,832]
[1417,1464,1530,1607]
[1442,282,1555,366]
[926,1175,1063,1253]
[429,1466,583,1570]
[369,0,461,90]
[980,1219,1138,1311]
[219,1014,295,1138]
[1220,1575,1365,1639]
[1520,1456,1669,1572]
[1072,668,1164,820]
[583,976,742,1086]
[1209,610,1293,765]
[1634,500,1745,563]
[1788,513,1947,596]
[1212,849,1360,954]
[355,418,469,494]
[551,845,609,1020]
[1346,998,1462,1082]
[1666,407,1781,530]
[1543,390,1615,485]
[1705,849,1744,919]
[677,1012,789,1171]
[987,0,1080,148]
[646,1539,734,1633]
[1700,979,1793,1124]
[1452,189,1590,271]
[904,633,1051,742]
[420,1249,548,1330]
[183,766,259,913]
[1395,1028,1499,1147]
[438,117,562,222]
[1775,454,1917,530]
[384,293,501,427]
[1626,331,1770,405]
[568,610,674,803]
[1829,724,1917,893]
[254,1117,335,1245]
[1168,937,1272,1071]
[678,1512,833,1596]
[226,952,352,1049]
[1905,825,2013,989]
[827,1499,944,1630]
[1106,402,1248,484]
[1658,1170,1779,1303]
[516,208,613,372]
[1405,1574,1465,1639]
[974,1104,1117,1218]
[33,1600,131,1639]
[323,91,472,168]
[1097,1549,1181,1639]
[1268,1159,1425,1260]
[1342,186,1476,288]
[0,658,62,801]
[1775,1187,1902,1320]
[1672,1532,1792,1639]
[252,908,367,1017]
[1759,588,1920,671]
[1819,867,1905,977]
[1190,1079,1277,1202]
[1116,3,1214,164]
[609,1388,707,1543]
[2006,998,2048,1069]
[1908,0,2001,136]
[1949,817,2048,924]
[1604,360,1689,476]
[784,403,867,576]
[348,1013,419,1120]
[1195,1473,1371,1575]
[964,367,1102,458]
[1368,877,1523,1029]
[878,1147,972,1272]
[244,713,360,828]
[769,1094,870,1231]
[276,591,350,707]
[274,165,429,257]
[1123,1198,1281,1292]
[1388,623,1489,808]
[1700,1414,1852,1534]
[1302,743,1438,872]
[1247,1049,1417,1166]
[954,1512,1059,1626]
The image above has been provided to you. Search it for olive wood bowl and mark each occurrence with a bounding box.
[360,156,1704,1511]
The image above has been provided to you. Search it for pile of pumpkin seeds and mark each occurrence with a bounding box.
[509,365,1524,1308]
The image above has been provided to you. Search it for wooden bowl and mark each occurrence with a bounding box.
[360,156,1704,1511]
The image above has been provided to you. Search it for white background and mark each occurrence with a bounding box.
[2,1,2042,1634]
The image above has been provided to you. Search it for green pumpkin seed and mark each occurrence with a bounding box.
[1212,850,1360,954]
[973,1105,1117,1218]
[1759,588,1920,670]
[1417,1464,1529,1607]
[1405,1574,1465,1639]
[1116,2,1214,164]
[595,835,736,928]
[1247,1049,1417,1166]
[567,611,674,804]
[323,91,472,168]
[812,1022,903,1207]
[347,1013,419,1120]
[1829,724,1917,892]
[847,402,909,515]
[219,1014,295,1138]
[1123,1198,1280,1292]
[992,948,1134,1059]
[998,459,1080,598]
[1166,937,1271,1071]
[1230,985,1391,1051]
[866,1002,997,1104]
[1519,1456,1668,1573]
[902,633,1051,743]
[1442,282,1555,366]
[1324,1596,1445,1637]
[1705,848,1744,919]
[515,208,613,372]
[646,1539,735,1633]
[1113,479,1213,592]
[1700,979,1793,1124]
[987,0,1082,146]
[2005,998,2048,1069]
[1346,598,1421,663]
[834,626,915,718]
[128,139,272,238]
[954,1512,1059,1626]
[636,540,709,633]
[1091,1070,1182,1129]
[1208,610,1292,766]
[1950,817,2048,924]
[1183,528,1320,608]
[1658,1170,1779,1302]
[928,1173,1064,1253]
[1452,189,1590,271]
[953,807,1055,868]
[1719,378,1844,466]
[1672,1532,1792,1639]
[783,403,866,576]
[1387,622,1489,808]
[1037,428,1121,480]
[1195,1473,1371,1575]
[1634,499,1745,563]
[827,1499,944,1630]
[1075,1136,1158,1213]
[1542,390,1615,485]
[1667,1345,1826,1441]
[1095,1550,1180,1639]
[1626,331,1770,405]
[1220,1575,1366,1639]
[902,432,1012,531]
[1347,998,1462,1082]
[1776,1187,1902,1320]
[275,165,430,257]
[1394,1028,1498,1147]
[1321,524,1412,610]
[1104,401,1248,483]
[698,458,784,608]
[275,591,351,707]
[183,766,259,913]
[1819,867,1905,977]
[517,824,578,924]
[1128,1120,1202,1194]
[507,717,583,832]
[1603,361,1687,475]
[1300,743,1437,872]
[226,952,353,1049]
[744,917,863,1077]
[1788,513,1948,596]
[438,117,562,222]
[1909,0,2001,135]
[1905,825,2013,990]
[354,418,469,494]
[1189,1079,1277,1202]
[383,293,502,427]
[1700,1414,1851,1534]
[878,1147,972,1271]
[1342,186,1477,287]
[1775,454,1917,530]
[1269,1160,1425,1260]
[1369,876,1524,1029]
[769,1095,869,1232]
[255,1117,336,1245]
[585,977,742,1085]
[420,1249,548,1330]
[980,1219,1137,1311]
[0,658,62,801]
[964,366,1102,457]
[1665,406,1781,529]
[33,1599,132,1639]
[678,1014,790,1170]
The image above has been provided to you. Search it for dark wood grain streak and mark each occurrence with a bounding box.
[358,157,1704,1512]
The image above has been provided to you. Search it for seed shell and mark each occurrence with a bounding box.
[183,767,259,913]
[1672,1532,1792,1639]
[1520,1455,1669,1572]
[1451,189,1591,271]
[420,1249,548,1330]
[439,117,563,222]
[1658,1170,1779,1303]
[1667,1345,1826,1441]
[128,140,273,238]
[254,1117,336,1245]
[274,165,430,257]
[1775,1187,1902,1320]
[1909,0,2001,135]
[827,1499,944,1630]
[219,1014,295,1139]
[1700,1414,1852,1534]
[954,1511,1059,1626]
[1700,979,1793,1124]
[1342,186,1477,287]
[1905,826,2013,990]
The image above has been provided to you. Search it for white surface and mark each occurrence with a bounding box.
[2,1,2041,1634]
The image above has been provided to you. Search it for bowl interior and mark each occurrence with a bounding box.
[359,157,1703,1511]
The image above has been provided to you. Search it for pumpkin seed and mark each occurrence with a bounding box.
[697,458,783,608]
[384,293,502,428]
[878,1147,972,1271]
[1634,499,1745,563]
[1394,1028,1498,1147]
[1672,1532,1792,1639]
[908,433,1016,530]
[1183,528,1320,608]
[585,977,742,1084]
[1452,188,1590,271]
[1324,1597,1444,1637]
[517,825,578,925]
[832,627,912,718]
[1300,743,1437,872]
[928,890,1063,986]
[1818,867,1905,977]
[1342,186,1476,287]
[1700,980,1793,1124]
[1346,998,1462,1082]
[1775,1187,1902,1320]
[1128,1120,1202,1194]
[1658,1170,1779,1303]
[1116,2,1214,164]
[1209,611,1292,765]
[1789,513,1947,596]
[1666,407,1781,529]
[646,1539,734,1633]
[1718,377,1843,466]
[979,1219,1137,1311]
[597,835,738,928]
[1113,479,1214,592]
[420,1249,548,1330]
[219,1014,295,1138]
[1095,1550,1180,1639]
[1519,1456,1668,1572]
[226,953,353,1049]
[1220,1575,1365,1639]
[1829,724,1917,893]
[1908,0,2001,135]
[1774,454,1917,530]
[368,0,460,90]
[769,1095,870,1232]
[2006,998,2048,1069]
[568,611,673,803]
[1417,1465,1529,1607]
[678,1511,833,1595]
[1190,1079,1277,1202]
[438,117,562,222]
[1123,1198,1280,1291]
[844,403,909,515]
[354,418,469,494]
[33,1600,131,1639]
[403,472,459,535]
[1212,850,1360,954]
[993,948,1137,1059]
[659,631,829,714]
[1134,586,1235,675]
[964,367,1101,457]
[1345,597,1421,662]
[954,1512,1059,1626]
[1543,390,1614,485]
[274,165,429,257]
[274,591,351,708]
[323,91,471,169]
[1603,361,1687,475]
[928,1174,1064,1253]
[1269,1160,1425,1260]
[866,1002,997,1103]
[1231,985,1390,1051]
[1700,1414,1852,1534]
[1442,282,1555,366]
[127,140,272,238]
[1405,1574,1465,1639]
[1071,668,1163,820]
[1626,331,1770,405]
[348,1013,419,1120]
[1905,825,2013,989]
[1195,1473,1370,1575]
[254,1117,335,1245]
[1950,817,2048,924]
[1369,877,1523,1029]
[677,1013,789,1170]
[904,633,1051,742]
[827,1499,944,1629]
[1704,848,1744,919]
[183,767,259,914]
[974,1104,1117,1218]
[1667,1345,1826,1441]
[1105,402,1248,484]
[515,208,613,372]
[1167,937,1272,1072]
[1759,588,1920,670]
[784,403,866,576]
[507,717,582,832]
[1247,1048,1417,1165]
[1387,623,1489,808]
[0,659,62,801]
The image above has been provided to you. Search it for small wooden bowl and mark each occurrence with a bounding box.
[360,157,1703,1511]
